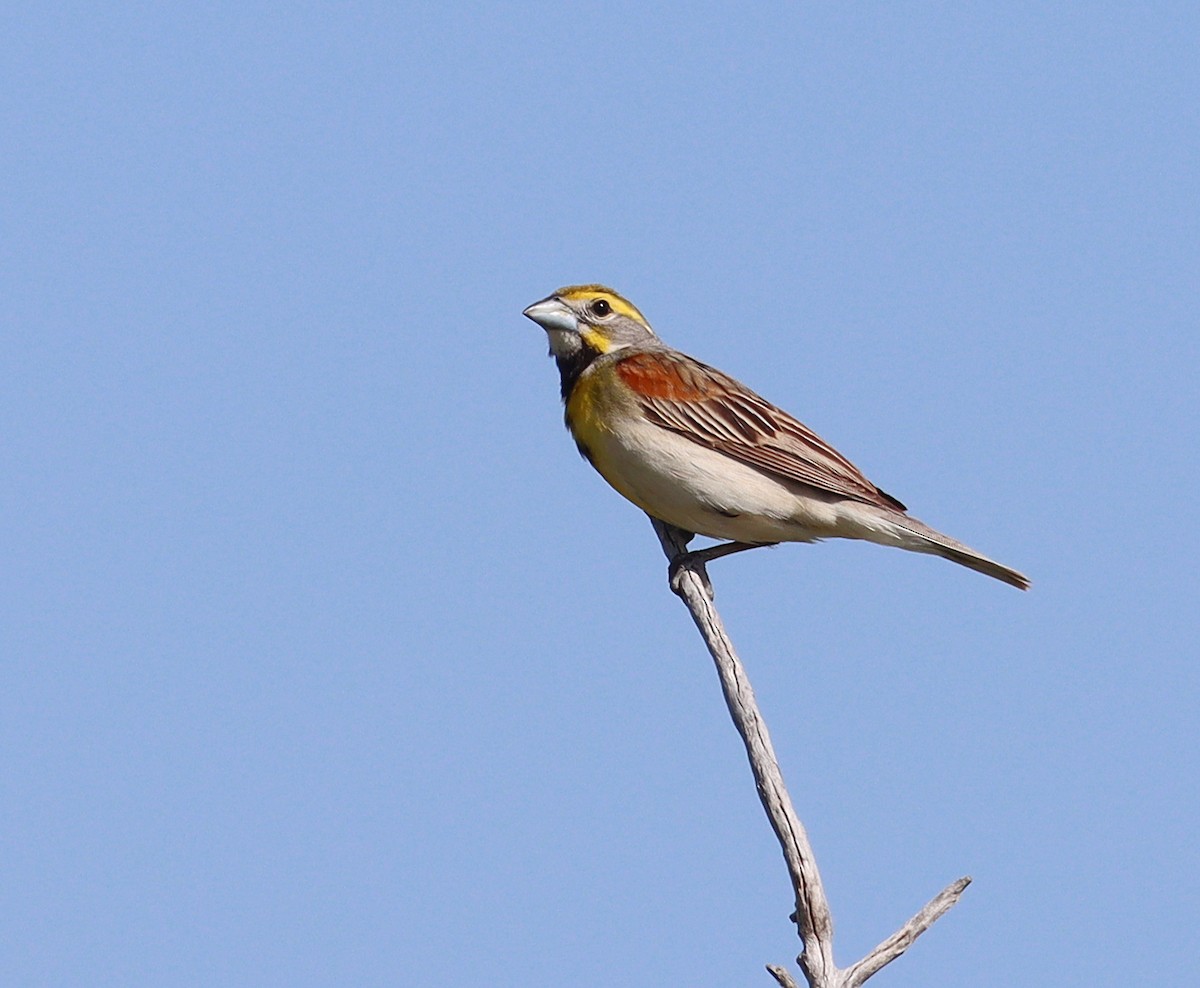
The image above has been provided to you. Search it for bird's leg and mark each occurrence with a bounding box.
[668,541,778,597]
[686,540,777,566]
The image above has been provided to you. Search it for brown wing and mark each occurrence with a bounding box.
[616,350,907,511]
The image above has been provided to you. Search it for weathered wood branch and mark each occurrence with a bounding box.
[650,517,969,988]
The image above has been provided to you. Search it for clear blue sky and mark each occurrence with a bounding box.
[3,5,1197,986]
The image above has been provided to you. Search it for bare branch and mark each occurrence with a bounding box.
[767,964,803,988]
[651,519,834,985]
[841,877,972,988]
[648,517,969,988]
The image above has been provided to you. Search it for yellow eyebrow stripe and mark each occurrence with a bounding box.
[556,285,648,325]
[600,295,644,322]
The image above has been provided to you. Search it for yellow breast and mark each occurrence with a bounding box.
[564,363,657,513]
[565,365,610,447]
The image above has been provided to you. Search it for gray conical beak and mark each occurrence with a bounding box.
[522,296,579,334]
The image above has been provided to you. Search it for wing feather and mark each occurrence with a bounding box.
[617,350,906,511]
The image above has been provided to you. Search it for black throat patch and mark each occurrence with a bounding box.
[554,342,602,402]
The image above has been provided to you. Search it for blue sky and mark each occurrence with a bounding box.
[2,4,1197,986]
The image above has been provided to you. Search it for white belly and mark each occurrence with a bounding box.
[589,416,840,543]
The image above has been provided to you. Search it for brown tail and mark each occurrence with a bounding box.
[929,541,1030,590]
[891,516,1030,590]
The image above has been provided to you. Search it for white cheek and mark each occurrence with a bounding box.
[546,330,582,358]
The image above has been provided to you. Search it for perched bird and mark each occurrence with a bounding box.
[523,285,1029,590]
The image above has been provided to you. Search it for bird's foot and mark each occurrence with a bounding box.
[669,552,714,598]
[668,541,777,598]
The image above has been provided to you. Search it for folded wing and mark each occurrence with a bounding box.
[616,350,907,512]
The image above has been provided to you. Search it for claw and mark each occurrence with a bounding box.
[667,540,778,598]
[669,552,714,598]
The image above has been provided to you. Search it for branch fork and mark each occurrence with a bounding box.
[650,518,969,988]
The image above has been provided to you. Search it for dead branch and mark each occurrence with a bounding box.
[650,518,969,988]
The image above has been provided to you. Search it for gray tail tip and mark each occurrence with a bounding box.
[944,547,1030,591]
[1000,567,1031,592]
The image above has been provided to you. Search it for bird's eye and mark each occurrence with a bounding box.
[590,299,611,317]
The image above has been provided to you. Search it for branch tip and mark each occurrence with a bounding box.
[841,875,972,987]
[766,964,801,988]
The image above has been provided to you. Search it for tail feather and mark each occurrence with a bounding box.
[927,540,1030,591]
[881,513,1030,591]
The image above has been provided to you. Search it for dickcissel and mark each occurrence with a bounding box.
[523,284,1029,590]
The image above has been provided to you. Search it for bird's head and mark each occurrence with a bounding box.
[523,285,656,360]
